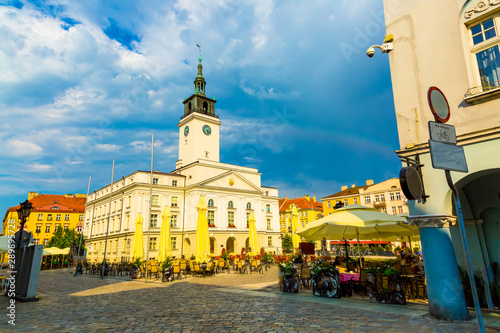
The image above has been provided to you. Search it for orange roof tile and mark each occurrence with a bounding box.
[7,194,86,213]
[278,197,323,213]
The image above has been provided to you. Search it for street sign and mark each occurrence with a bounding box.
[429,140,468,173]
[428,86,450,123]
[428,121,457,144]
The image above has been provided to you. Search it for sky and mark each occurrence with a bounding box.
[0,0,401,217]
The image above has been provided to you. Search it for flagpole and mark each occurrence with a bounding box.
[145,134,154,283]
[77,176,91,264]
[101,159,115,279]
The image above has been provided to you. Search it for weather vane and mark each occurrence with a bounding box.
[196,43,201,59]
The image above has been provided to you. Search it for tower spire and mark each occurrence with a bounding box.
[194,43,206,96]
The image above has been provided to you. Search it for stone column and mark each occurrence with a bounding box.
[409,215,470,321]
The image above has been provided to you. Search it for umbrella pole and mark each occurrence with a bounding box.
[357,229,362,269]
[408,236,412,253]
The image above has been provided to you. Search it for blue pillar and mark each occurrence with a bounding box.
[420,225,470,320]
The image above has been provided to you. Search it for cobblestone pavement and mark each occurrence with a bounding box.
[0,266,495,332]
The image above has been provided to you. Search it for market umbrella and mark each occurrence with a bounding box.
[291,204,301,251]
[195,196,210,263]
[0,235,10,254]
[248,211,259,256]
[132,213,144,260]
[158,206,172,262]
[296,204,418,266]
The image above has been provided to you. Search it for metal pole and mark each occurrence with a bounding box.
[77,176,91,265]
[101,160,115,279]
[445,170,484,333]
[145,135,154,283]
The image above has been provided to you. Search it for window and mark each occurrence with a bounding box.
[45,224,51,233]
[304,211,308,217]
[246,202,252,209]
[126,214,130,229]
[152,195,159,206]
[375,195,379,202]
[149,237,157,250]
[36,224,42,233]
[64,224,69,231]
[56,214,61,221]
[79,214,84,221]
[390,193,395,201]
[267,219,271,229]
[77,225,82,233]
[228,201,234,208]
[171,237,177,249]
[246,212,250,227]
[128,196,131,207]
[228,212,234,227]
[37,214,43,221]
[471,18,496,45]
[396,192,401,200]
[208,199,214,207]
[47,214,53,221]
[172,180,178,186]
[380,194,385,201]
[150,214,158,227]
[364,196,371,204]
[33,239,39,245]
[354,198,358,204]
[171,196,178,207]
[398,206,403,214]
[392,207,397,215]
[153,177,159,185]
[44,239,49,245]
[327,201,331,208]
[382,207,387,213]
[344,199,348,206]
[55,224,61,231]
[171,215,177,227]
[65,214,70,221]
[207,211,215,226]
[266,204,270,213]
[268,236,272,246]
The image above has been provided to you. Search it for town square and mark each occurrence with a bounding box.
[1,0,500,332]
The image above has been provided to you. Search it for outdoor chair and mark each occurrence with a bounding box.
[237,260,247,274]
[413,275,427,299]
[192,262,201,277]
[250,260,263,274]
[149,264,159,279]
[352,269,368,298]
[300,266,312,289]
[346,262,356,273]
[139,265,146,279]
[172,263,181,279]
[180,260,188,275]
[208,262,216,276]
[91,264,98,275]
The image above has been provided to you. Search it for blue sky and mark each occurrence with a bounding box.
[0,0,400,217]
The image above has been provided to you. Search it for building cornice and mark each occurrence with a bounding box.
[177,112,222,127]
[407,214,457,228]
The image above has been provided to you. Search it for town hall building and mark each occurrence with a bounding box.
[84,57,281,261]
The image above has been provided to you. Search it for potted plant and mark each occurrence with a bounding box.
[190,255,196,260]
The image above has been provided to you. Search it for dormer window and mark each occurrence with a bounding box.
[51,206,60,209]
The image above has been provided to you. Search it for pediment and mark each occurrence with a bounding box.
[194,171,263,193]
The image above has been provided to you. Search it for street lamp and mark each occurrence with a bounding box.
[17,200,33,233]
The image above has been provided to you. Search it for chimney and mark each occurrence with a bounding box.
[305,195,310,201]
[28,192,39,200]
[341,185,347,191]
[366,179,374,185]
[64,194,75,198]
[313,196,316,202]
[351,184,355,188]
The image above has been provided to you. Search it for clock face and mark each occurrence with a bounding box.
[184,126,189,136]
[202,125,212,136]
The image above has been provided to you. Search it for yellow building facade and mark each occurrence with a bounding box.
[278,195,323,235]
[322,180,373,216]
[1,192,86,245]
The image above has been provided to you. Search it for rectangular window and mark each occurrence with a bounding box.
[44,239,49,245]
[47,214,53,221]
[305,211,308,217]
[172,180,178,186]
[171,196,178,207]
[64,224,69,231]
[246,212,250,227]
[126,214,130,229]
[380,194,385,201]
[396,192,401,200]
[152,195,159,206]
[382,207,387,213]
[128,196,131,207]
[266,204,270,213]
[65,214,70,221]
[45,224,51,233]
[327,201,331,208]
[375,195,379,202]
[268,236,272,246]
[207,210,215,227]
[392,207,397,215]
[171,237,177,249]
[153,177,159,185]
[77,225,82,233]
[398,206,403,214]
[149,237,157,250]
[56,214,61,221]
[36,224,42,233]
[33,239,39,245]
[171,215,177,227]
[354,198,358,204]
[471,18,496,45]
[55,224,61,231]
[150,214,158,227]
[267,218,271,229]
[390,193,395,201]
[79,214,83,221]
[37,214,43,221]
[364,196,371,204]
[228,212,234,227]
[344,199,348,206]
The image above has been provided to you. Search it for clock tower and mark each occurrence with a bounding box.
[177,57,221,168]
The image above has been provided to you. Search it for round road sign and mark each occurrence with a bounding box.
[428,86,450,123]
[399,166,424,200]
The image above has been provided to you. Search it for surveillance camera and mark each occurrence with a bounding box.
[366,47,375,58]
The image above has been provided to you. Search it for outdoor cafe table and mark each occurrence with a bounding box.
[339,272,360,283]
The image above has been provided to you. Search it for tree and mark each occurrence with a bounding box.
[48,228,85,252]
[282,234,293,253]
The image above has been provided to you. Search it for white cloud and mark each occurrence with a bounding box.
[95,144,121,152]
[4,139,42,156]
[28,163,53,172]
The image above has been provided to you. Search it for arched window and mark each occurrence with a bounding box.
[228,201,234,208]
[188,102,192,111]
[203,101,208,112]
[246,202,252,209]
[208,199,214,207]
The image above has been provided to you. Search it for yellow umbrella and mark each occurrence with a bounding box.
[248,211,259,256]
[132,213,144,260]
[291,204,301,250]
[158,206,172,262]
[195,196,210,263]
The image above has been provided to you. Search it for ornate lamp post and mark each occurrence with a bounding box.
[16,200,33,248]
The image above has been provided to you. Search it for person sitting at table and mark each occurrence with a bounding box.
[413,260,425,276]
